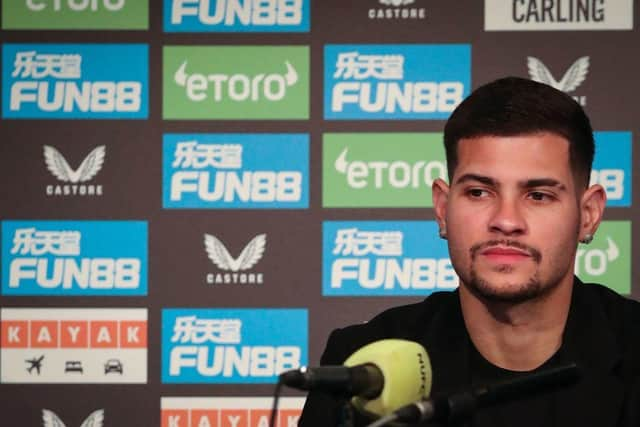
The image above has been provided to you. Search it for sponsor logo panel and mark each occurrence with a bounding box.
[1,220,148,296]
[323,221,458,296]
[42,409,105,426]
[164,0,310,32]
[324,44,470,120]
[368,0,427,20]
[204,233,267,285]
[527,55,589,106]
[163,134,309,208]
[485,0,633,31]
[2,0,148,29]
[1,308,147,383]
[161,397,304,427]
[2,43,148,119]
[575,221,631,295]
[163,46,309,119]
[323,133,446,207]
[162,308,307,383]
[44,145,106,197]
[591,131,632,207]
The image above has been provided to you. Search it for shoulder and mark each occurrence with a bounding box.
[577,282,640,361]
[320,291,457,365]
[578,282,640,330]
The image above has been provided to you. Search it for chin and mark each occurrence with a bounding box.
[467,271,545,304]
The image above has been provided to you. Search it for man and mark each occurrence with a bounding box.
[299,77,640,426]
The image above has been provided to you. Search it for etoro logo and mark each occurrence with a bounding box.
[527,56,589,105]
[323,221,458,296]
[165,0,309,32]
[161,397,304,427]
[162,309,307,383]
[323,133,446,207]
[575,221,631,295]
[369,0,426,20]
[2,0,148,30]
[590,131,632,207]
[42,409,104,427]
[204,233,266,284]
[44,145,105,197]
[163,134,309,208]
[1,220,148,296]
[1,308,147,383]
[2,44,148,119]
[174,60,297,101]
[163,46,309,119]
[325,44,470,120]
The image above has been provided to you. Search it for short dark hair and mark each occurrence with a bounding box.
[443,77,594,188]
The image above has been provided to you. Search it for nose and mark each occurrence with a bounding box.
[488,195,527,236]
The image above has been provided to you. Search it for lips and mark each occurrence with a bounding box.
[480,246,532,262]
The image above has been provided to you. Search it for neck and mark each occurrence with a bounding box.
[459,277,574,371]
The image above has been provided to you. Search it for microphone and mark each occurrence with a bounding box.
[392,362,581,424]
[280,339,432,416]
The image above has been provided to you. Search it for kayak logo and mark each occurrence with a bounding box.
[42,409,103,427]
[204,234,266,284]
[161,397,304,427]
[575,221,631,295]
[323,133,447,207]
[163,46,309,119]
[590,131,632,207]
[485,0,633,31]
[165,0,309,32]
[2,220,148,296]
[162,308,307,383]
[1,307,147,383]
[527,56,589,105]
[163,134,309,208]
[2,44,148,119]
[323,221,458,296]
[44,145,105,197]
[369,0,426,20]
[325,44,470,119]
[174,60,298,102]
[2,0,148,30]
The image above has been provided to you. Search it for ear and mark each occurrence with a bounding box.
[579,183,606,240]
[432,178,450,231]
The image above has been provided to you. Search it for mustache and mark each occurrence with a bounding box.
[470,239,542,263]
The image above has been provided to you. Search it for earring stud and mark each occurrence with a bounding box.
[439,228,447,240]
[580,233,593,244]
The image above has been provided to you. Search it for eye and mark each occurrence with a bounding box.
[467,188,489,198]
[528,191,553,202]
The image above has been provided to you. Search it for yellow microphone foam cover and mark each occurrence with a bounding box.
[344,339,432,417]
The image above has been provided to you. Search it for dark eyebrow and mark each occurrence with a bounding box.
[521,178,567,191]
[455,174,567,191]
[455,174,497,186]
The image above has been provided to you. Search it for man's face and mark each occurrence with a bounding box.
[436,133,582,303]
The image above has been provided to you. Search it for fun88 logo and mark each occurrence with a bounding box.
[162,308,307,383]
[324,44,470,120]
[323,221,458,296]
[2,44,148,119]
[1,220,147,296]
[163,134,309,208]
[165,0,310,32]
[591,131,632,207]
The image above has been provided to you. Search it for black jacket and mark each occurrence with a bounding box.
[299,279,640,426]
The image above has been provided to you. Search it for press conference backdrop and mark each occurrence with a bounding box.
[0,0,637,425]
